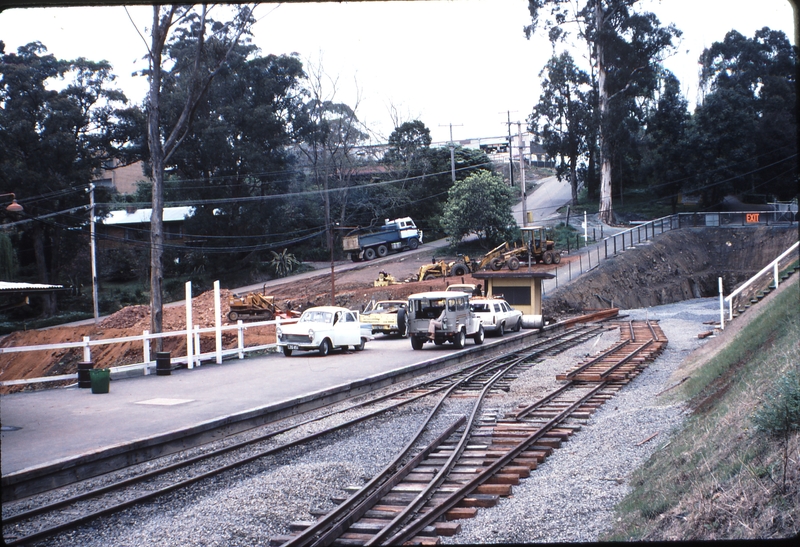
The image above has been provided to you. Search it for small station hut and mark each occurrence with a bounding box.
[471,270,554,316]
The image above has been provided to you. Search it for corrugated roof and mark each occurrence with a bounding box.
[101,206,195,226]
[0,281,65,292]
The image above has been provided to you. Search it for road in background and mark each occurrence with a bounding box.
[513,175,571,226]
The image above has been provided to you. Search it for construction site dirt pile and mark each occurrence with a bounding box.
[1,225,796,392]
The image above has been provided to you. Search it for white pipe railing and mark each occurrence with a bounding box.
[723,241,799,321]
[0,317,295,387]
[0,279,298,387]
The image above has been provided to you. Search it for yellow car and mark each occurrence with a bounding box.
[361,300,409,337]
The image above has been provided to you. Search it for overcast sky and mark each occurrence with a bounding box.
[0,1,795,144]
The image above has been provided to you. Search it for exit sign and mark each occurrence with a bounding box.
[746,213,760,223]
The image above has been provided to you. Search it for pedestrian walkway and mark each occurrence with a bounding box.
[0,340,434,486]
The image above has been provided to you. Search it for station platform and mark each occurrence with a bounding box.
[1,337,459,499]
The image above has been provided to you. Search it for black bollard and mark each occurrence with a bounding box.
[156,352,171,376]
[78,361,93,388]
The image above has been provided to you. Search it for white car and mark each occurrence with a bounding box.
[276,306,372,356]
[469,298,523,336]
[407,291,485,350]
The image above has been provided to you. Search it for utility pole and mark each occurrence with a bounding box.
[517,121,528,227]
[88,183,99,323]
[502,111,517,189]
[439,123,462,183]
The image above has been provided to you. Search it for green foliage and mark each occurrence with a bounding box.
[441,170,516,247]
[530,51,592,205]
[752,367,800,437]
[687,28,796,205]
[640,72,692,213]
[0,42,128,314]
[270,248,301,278]
[605,280,800,540]
[0,233,18,279]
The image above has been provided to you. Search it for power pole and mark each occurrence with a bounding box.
[502,111,517,188]
[439,123,462,182]
[88,183,99,323]
[517,122,528,227]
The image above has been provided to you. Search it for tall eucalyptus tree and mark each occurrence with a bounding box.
[525,0,680,223]
[144,4,254,346]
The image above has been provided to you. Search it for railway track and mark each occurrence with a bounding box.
[270,320,667,546]
[1,323,609,546]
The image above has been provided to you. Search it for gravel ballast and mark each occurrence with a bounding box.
[20,297,721,546]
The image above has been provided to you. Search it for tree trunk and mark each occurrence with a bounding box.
[596,1,614,224]
[147,7,168,352]
[32,224,57,316]
[569,152,579,206]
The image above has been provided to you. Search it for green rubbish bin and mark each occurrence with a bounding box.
[90,368,110,394]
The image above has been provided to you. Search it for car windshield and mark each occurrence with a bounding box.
[299,310,332,323]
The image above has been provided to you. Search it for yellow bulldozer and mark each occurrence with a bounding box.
[418,258,453,281]
[228,285,295,321]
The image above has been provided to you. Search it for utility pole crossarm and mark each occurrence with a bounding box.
[439,123,463,183]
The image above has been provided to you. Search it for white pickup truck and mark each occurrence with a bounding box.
[276,306,373,356]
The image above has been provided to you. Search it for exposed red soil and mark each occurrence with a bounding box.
[0,252,476,392]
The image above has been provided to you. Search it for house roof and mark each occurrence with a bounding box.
[0,281,71,294]
[472,270,555,280]
[101,206,195,226]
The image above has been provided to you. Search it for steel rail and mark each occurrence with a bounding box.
[3,354,507,526]
[278,357,521,547]
[598,339,656,380]
[384,382,610,545]
[5,322,615,546]
[3,358,512,546]
[364,360,524,546]
[560,338,632,379]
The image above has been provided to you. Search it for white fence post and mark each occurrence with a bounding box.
[214,280,222,364]
[718,277,725,331]
[194,325,201,365]
[237,320,244,359]
[185,281,194,369]
[142,330,150,373]
[82,336,91,362]
[773,262,779,289]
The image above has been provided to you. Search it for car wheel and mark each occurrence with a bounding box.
[473,325,485,345]
[408,237,419,250]
[553,251,561,264]
[377,244,389,257]
[228,311,239,321]
[364,247,376,260]
[282,346,293,357]
[411,336,424,350]
[397,308,408,337]
[318,339,331,356]
[515,317,523,332]
[508,257,520,270]
[452,264,468,277]
[453,329,466,349]
[354,337,366,351]
[497,322,505,337]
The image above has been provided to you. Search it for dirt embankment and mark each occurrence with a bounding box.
[1,225,796,391]
[543,226,798,317]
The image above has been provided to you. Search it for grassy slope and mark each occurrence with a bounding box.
[603,277,799,541]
